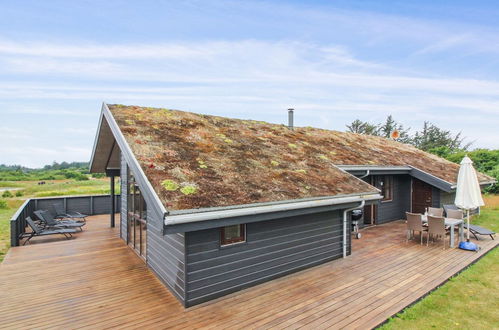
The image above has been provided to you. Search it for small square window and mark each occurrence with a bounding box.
[221,224,246,246]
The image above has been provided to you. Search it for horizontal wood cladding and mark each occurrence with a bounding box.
[376,175,411,224]
[432,187,441,208]
[439,191,456,207]
[185,210,345,306]
[146,206,187,305]
[120,155,187,305]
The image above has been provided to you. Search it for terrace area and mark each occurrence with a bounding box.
[0,214,496,329]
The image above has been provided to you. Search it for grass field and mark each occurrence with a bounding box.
[0,178,113,261]
[381,194,498,329]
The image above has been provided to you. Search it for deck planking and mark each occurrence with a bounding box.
[0,214,496,329]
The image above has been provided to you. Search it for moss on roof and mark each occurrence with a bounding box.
[108,104,492,211]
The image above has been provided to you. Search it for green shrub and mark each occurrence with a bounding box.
[75,174,89,181]
[39,175,56,180]
[15,190,24,197]
[2,190,13,198]
[63,171,79,179]
[92,173,105,178]
[0,199,7,209]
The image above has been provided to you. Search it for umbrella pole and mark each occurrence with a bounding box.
[467,209,470,241]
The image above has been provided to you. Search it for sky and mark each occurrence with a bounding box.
[1,0,499,168]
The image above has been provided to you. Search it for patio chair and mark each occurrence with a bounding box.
[52,204,87,223]
[427,215,450,249]
[406,212,426,245]
[428,207,444,217]
[443,204,459,216]
[34,210,85,231]
[446,209,463,220]
[23,217,77,245]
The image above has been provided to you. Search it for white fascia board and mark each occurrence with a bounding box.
[89,110,105,173]
[336,165,412,171]
[101,103,168,217]
[164,193,381,226]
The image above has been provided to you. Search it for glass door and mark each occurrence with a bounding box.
[127,172,147,260]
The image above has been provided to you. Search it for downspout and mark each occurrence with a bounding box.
[343,200,365,258]
[359,169,370,179]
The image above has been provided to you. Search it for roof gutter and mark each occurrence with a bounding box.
[358,169,370,179]
[450,180,497,190]
[164,193,380,226]
[343,200,365,258]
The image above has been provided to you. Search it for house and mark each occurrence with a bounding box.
[89,103,494,307]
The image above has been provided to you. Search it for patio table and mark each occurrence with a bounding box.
[421,215,464,248]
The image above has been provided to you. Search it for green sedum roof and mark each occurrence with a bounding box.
[109,104,493,211]
[109,104,378,210]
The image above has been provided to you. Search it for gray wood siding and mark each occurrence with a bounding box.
[184,210,346,306]
[146,207,186,305]
[432,187,441,208]
[439,191,455,207]
[376,175,411,224]
[120,154,186,305]
[120,155,128,241]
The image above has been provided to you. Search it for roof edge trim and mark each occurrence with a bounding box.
[101,102,168,216]
[408,166,453,192]
[89,109,105,173]
[337,165,412,171]
[164,192,381,227]
[450,180,497,189]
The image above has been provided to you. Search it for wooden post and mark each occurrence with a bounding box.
[110,176,115,228]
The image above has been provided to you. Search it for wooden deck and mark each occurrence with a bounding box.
[0,215,496,329]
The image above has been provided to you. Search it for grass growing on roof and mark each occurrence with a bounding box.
[108,104,493,211]
[108,104,378,210]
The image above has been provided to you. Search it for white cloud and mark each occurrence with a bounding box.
[414,34,473,55]
[0,39,213,59]
[0,36,498,167]
[2,39,499,99]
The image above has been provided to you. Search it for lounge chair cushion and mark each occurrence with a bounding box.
[464,224,495,240]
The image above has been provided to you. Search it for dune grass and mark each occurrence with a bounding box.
[0,178,117,261]
[0,199,24,261]
[380,195,498,330]
[1,179,112,197]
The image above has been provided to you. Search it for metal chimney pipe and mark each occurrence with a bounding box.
[288,108,294,130]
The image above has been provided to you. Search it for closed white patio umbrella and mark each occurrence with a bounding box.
[454,156,484,250]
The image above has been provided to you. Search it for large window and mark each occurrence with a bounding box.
[127,170,147,259]
[221,224,246,246]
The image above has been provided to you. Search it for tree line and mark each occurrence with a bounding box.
[346,115,471,154]
[0,162,105,181]
[346,116,498,193]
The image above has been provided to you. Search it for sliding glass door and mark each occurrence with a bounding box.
[127,171,147,260]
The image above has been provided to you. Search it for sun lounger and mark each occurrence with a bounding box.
[443,204,479,216]
[52,204,87,222]
[34,210,85,231]
[23,217,77,245]
[463,224,495,240]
